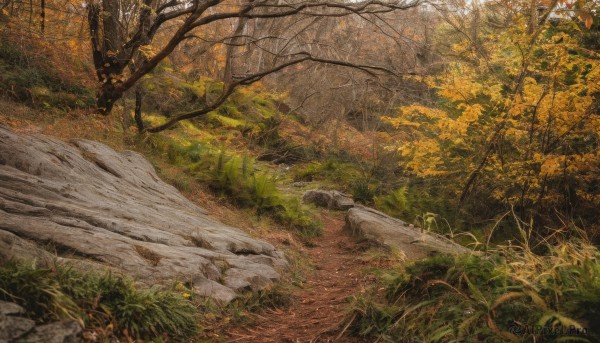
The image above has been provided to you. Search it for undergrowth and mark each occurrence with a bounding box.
[0,31,95,110]
[193,149,322,236]
[349,229,600,342]
[289,157,461,235]
[197,284,293,338]
[291,158,362,190]
[0,258,297,341]
[149,135,322,236]
[0,259,197,341]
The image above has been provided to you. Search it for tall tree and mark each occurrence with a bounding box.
[85,0,421,132]
[385,0,599,234]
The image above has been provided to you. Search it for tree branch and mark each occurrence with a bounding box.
[144,50,419,133]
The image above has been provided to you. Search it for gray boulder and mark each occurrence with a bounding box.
[0,301,81,343]
[302,190,354,210]
[0,311,36,342]
[0,300,24,316]
[15,320,82,343]
[345,206,471,259]
[0,126,286,303]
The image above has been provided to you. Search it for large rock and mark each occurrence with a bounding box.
[0,303,35,342]
[0,301,81,343]
[0,126,286,303]
[345,206,471,259]
[16,320,82,343]
[302,190,354,211]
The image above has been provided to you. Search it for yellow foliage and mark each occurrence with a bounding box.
[386,16,600,223]
[459,104,483,123]
[138,44,158,59]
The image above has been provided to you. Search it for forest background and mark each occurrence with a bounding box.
[0,0,599,341]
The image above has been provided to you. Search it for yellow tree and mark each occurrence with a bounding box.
[386,1,599,235]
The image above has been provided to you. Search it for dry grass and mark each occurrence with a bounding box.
[134,245,162,266]
[0,98,127,151]
[349,223,600,342]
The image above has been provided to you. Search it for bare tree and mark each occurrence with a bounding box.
[85,0,421,132]
[261,6,435,129]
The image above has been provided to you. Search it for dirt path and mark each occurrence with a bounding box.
[226,211,376,343]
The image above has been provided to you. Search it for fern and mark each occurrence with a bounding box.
[349,237,600,342]
[374,187,408,219]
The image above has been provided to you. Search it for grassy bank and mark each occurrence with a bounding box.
[349,231,600,342]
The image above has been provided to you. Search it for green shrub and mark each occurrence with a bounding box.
[218,102,242,118]
[292,158,363,190]
[0,260,79,322]
[195,284,293,335]
[374,187,408,218]
[239,285,293,313]
[196,151,322,236]
[0,260,198,341]
[87,274,197,339]
[349,239,600,342]
[369,181,464,233]
[270,197,323,237]
[156,141,322,236]
[291,162,322,182]
[186,141,208,162]
[349,295,400,340]
[351,179,378,204]
[166,140,188,165]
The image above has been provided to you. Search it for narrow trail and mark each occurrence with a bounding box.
[226,212,376,343]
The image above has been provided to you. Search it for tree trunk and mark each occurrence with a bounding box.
[96,82,122,115]
[134,88,145,132]
[87,0,127,115]
[224,17,248,85]
[40,0,44,34]
[528,0,538,34]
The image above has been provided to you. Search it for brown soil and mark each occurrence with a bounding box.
[226,211,380,343]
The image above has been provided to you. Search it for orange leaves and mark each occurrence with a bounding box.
[533,151,599,180]
[581,13,594,29]
[573,7,594,29]
[557,0,596,28]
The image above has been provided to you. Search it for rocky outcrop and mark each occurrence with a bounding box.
[0,126,286,303]
[345,206,471,259]
[302,190,354,211]
[0,301,81,343]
